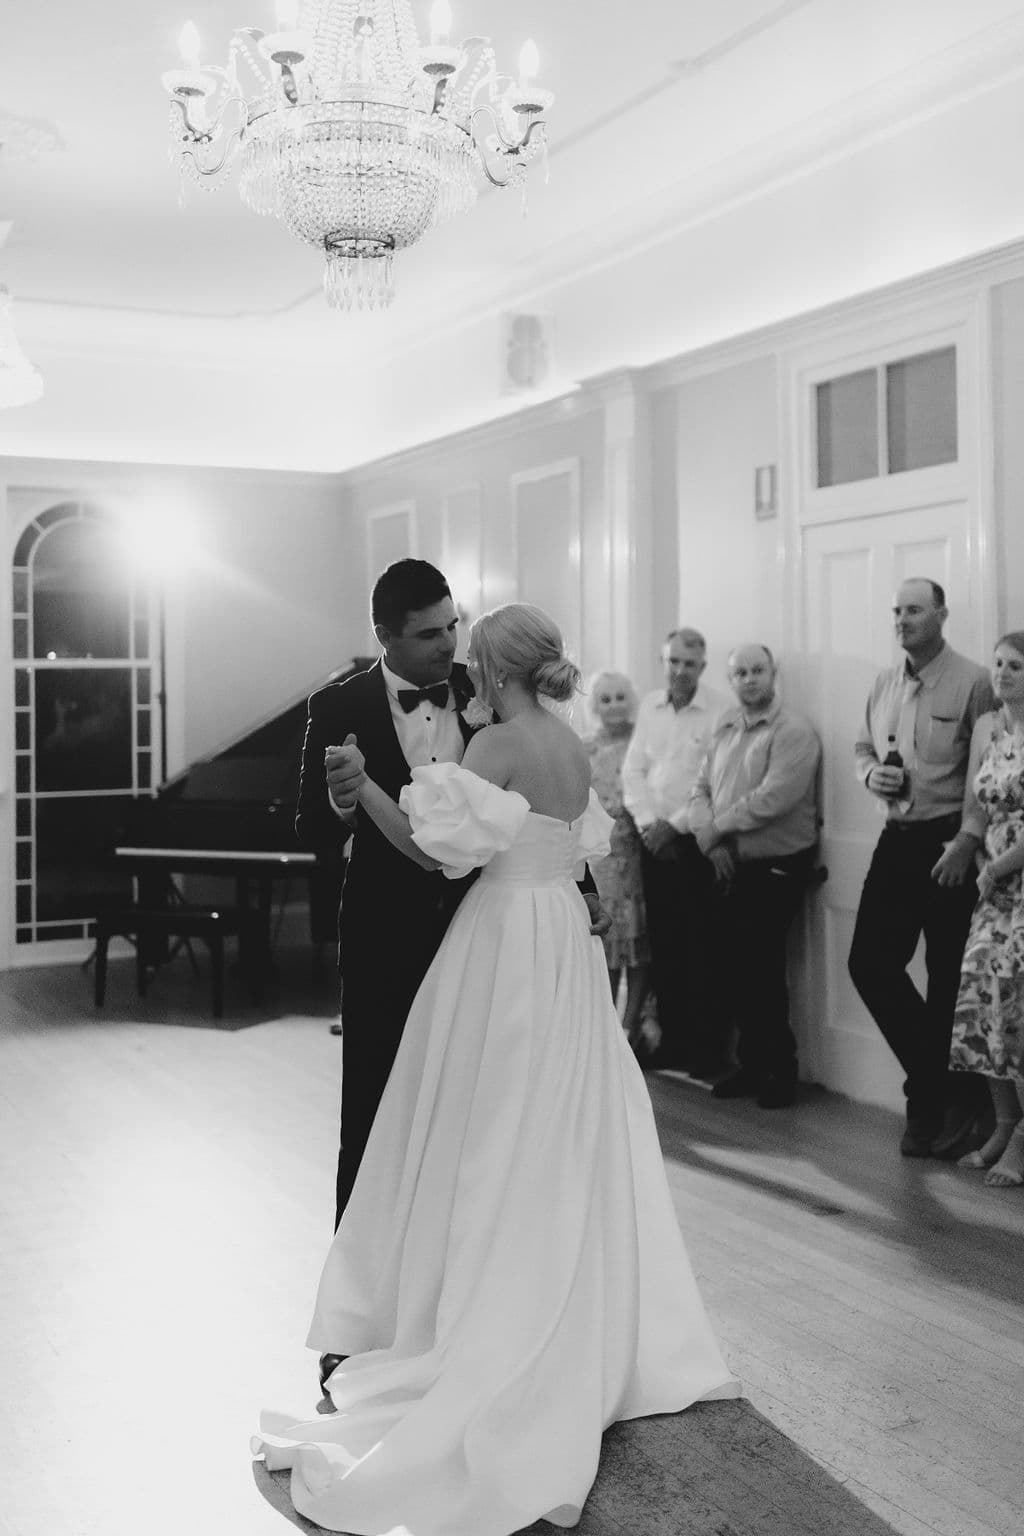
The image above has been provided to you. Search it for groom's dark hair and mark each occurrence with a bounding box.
[372,559,452,636]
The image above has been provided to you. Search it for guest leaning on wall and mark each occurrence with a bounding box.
[848,578,994,1161]
[948,630,1024,1188]
[689,644,822,1109]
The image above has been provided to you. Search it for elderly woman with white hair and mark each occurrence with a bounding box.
[584,668,652,1048]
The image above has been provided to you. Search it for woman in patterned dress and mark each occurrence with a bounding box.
[950,632,1024,1187]
[584,671,652,1047]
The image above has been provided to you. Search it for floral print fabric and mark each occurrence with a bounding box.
[585,734,651,971]
[951,717,1024,1082]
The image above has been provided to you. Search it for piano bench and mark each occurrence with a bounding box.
[93,905,244,1020]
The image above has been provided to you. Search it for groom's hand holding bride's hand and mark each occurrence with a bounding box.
[583,893,613,940]
[326,733,366,815]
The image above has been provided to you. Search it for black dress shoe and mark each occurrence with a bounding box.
[711,1069,760,1100]
[318,1352,347,1392]
[899,1117,938,1157]
[757,1077,797,1109]
[635,1047,687,1072]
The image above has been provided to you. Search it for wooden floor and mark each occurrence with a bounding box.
[1,950,1022,1536]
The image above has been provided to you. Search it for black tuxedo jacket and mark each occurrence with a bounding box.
[296,659,479,981]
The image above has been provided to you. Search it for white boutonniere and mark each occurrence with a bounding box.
[461,696,494,728]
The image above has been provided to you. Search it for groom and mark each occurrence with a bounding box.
[297,560,479,1234]
[297,559,608,1238]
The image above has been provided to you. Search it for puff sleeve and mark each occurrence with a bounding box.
[398,762,531,879]
[572,789,614,880]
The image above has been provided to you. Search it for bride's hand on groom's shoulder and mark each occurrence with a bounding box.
[326,734,366,811]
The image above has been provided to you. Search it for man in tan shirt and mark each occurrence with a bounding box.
[690,644,821,1108]
[848,578,993,1158]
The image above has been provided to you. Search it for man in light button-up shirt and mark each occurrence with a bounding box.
[690,644,821,1108]
[622,628,727,1074]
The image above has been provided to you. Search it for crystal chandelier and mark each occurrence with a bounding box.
[162,1,553,312]
[0,286,43,409]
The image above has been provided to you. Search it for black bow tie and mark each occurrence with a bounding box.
[398,684,450,714]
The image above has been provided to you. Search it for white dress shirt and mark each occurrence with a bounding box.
[380,658,466,769]
[622,683,727,833]
[329,659,466,824]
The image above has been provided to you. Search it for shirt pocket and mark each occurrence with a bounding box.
[682,732,711,772]
[740,733,772,786]
[920,714,959,764]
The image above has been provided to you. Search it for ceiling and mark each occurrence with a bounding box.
[0,0,805,316]
[5,0,1024,467]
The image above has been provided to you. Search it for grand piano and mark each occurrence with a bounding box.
[113,658,374,981]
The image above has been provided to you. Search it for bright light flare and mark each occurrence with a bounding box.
[117,502,204,579]
[177,21,201,70]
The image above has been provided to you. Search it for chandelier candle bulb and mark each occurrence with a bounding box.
[517,39,539,92]
[429,0,452,45]
[163,22,214,110]
[508,37,550,117]
[178,20,201,70]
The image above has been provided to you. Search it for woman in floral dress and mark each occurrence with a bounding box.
[584,671,652,1047]
[950,631,1024,1187]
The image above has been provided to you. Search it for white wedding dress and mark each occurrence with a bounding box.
[253,763,739,1536]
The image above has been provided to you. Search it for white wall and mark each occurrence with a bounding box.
[669,356,781,694]
[343,400,613,681]
[991,275,1024,633]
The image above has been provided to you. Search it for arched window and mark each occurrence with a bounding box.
[11,503,154,949]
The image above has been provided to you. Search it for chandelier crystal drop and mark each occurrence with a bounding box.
[0,287,43,410]
[162,1,553,312]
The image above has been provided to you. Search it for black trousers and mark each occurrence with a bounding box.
[334,892,457,1230]
[640,835,725,1068]
[848,815,982,1124]
[716,847,816,1083]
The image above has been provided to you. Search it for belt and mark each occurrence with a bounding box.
[744,846,818,873]
[884,812,960,834]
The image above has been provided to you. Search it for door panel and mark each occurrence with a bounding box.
[800,502,982,1106]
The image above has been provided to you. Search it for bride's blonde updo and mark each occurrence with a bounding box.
[470,603,582,704]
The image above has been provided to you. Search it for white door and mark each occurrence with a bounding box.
[799,502,985,1108]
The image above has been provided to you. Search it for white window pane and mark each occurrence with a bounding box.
[816,370,878,487]
[886,346,957,474]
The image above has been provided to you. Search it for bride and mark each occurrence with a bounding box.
[252,603,739,1536]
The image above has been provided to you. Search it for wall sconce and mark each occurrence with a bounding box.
[754,464,777,520]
